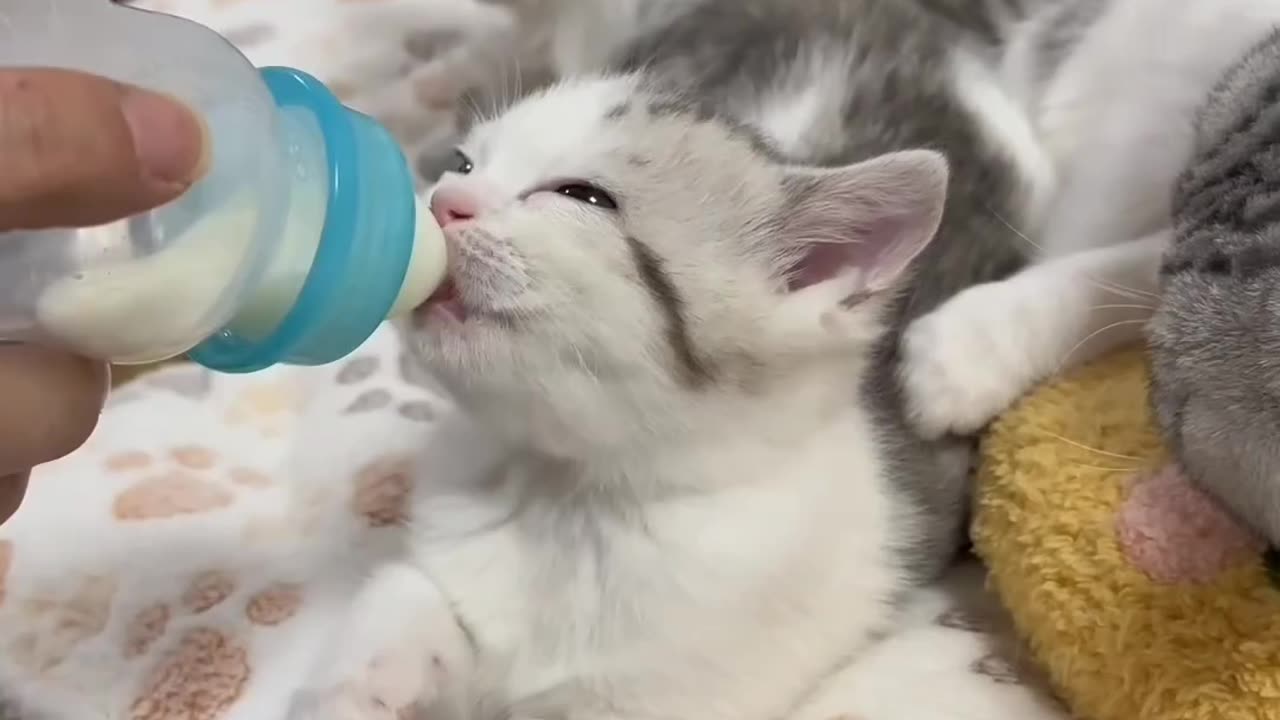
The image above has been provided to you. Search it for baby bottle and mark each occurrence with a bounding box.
[0,0,447,373]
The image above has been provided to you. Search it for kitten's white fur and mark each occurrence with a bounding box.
[290,67,951,719]
[903,0,1280,437]
[297,3,1280,716]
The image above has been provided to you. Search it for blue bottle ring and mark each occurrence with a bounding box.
[189,66,416,373]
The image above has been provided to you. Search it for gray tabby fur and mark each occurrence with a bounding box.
[1149,26,1280,546]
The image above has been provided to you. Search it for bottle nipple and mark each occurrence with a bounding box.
[387,197,448,317]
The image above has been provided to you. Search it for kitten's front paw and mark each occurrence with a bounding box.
[288,565,470,720]
[288,645,444,720]
[900,284,1030,439]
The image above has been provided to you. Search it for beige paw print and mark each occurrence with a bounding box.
[105,448,274,522]
[143,367,213,400]
[129,628,250,720]
[352,456,413,528]
[124,604,171,659]
[11,574,117,672]
[122,571,306,660]
[224,380,302,437]
[182,571,238,614]
[245,583,303,627]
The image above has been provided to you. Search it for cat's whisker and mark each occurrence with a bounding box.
[1040,430,1143,461]
[461,94,486,126]
[1087,277,1161,302]
[985,207,1162,302]
[1057,318,1149,369]
[1089,303,1156,312]
[495,54,509,114]
[488,78,500,121]
[984,205,1046,253]
[1065,462,1143,474]
[513,51,525,105]
[498,51,522,113]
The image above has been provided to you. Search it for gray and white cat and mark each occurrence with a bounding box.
[283,1,1280,719]
[290,2,1040,719]
[1149,27,1280,547]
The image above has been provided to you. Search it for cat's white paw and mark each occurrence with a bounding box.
[289,645,443,720]
[288,565,470,720]
[900,283,1032,439]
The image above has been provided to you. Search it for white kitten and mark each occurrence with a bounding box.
[287,74,952,720]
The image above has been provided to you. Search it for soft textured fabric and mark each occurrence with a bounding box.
[975,346,1280,720]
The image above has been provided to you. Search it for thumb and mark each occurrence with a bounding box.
[0,67,209,231]
[0,472,28,525]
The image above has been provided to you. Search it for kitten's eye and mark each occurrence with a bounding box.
[451,150,474,175]
[555,183,618,210]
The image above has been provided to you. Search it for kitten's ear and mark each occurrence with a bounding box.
[779,150,948,295]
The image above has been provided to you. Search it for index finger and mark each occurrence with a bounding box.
[0,67,208,230]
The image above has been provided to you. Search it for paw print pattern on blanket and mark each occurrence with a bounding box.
[129,628,251,720]
[0,326,452,720]
[126,578,306,720]
[110,448,237,521]
[351,457,414,529]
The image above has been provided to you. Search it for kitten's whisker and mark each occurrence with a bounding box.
[1087,277,1161,302]
[487,78,500,121]
[1090,303,1156,312]
[498,51,521,112]
[496,54,509,114]
[461,93,485,126]
[1067,462,1142,473]
[1057,318,1149,369]
[985,205,1047,254]
[985,207,1162,302]
[513,51,524,104]
[1041,430,1142,461]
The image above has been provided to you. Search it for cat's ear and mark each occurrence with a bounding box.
[778,150,948,295]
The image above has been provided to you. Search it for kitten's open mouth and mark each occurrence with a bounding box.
[414,276,521,329]
[417,277,468,324]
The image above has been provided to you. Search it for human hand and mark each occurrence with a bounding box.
[0,67,208,522]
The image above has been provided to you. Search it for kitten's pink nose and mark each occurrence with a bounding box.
[430,186,481,227]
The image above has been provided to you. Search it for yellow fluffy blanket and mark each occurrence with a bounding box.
[975,347,1280,720]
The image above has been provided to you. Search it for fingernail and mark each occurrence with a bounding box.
[120,88,209,186]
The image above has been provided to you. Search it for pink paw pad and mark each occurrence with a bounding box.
[1117,463,1263,584]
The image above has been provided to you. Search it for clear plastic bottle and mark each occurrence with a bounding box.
[0,0,447,373]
